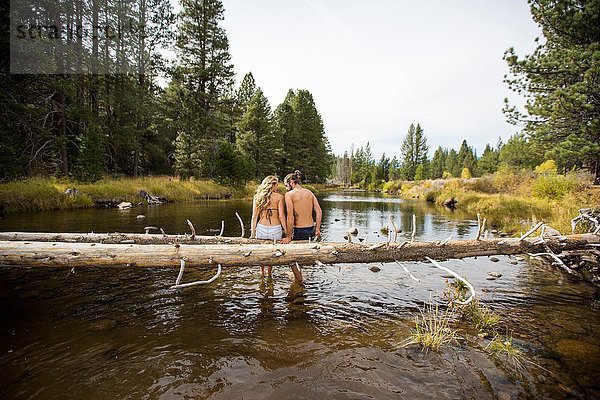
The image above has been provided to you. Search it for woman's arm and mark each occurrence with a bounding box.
[281,193,294,244]
[250,197,258,239]
[278,194,286,236]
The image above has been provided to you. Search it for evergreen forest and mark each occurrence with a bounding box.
[1,0,598,188]
[1,0,333,184]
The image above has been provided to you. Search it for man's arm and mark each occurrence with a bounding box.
[313,193,322,238]
[281,193,295,244]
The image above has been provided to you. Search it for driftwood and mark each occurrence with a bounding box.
[0,233,598,268]
[0,232,261,245]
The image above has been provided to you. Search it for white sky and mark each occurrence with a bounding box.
[217,0,542,158]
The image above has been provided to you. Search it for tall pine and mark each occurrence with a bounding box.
[504,0,600,180]
[400,123,429,180]
[236,89,279,178]
[276,89,332,182]
[173,0,234,179]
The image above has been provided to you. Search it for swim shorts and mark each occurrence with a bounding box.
[292,226,315,241]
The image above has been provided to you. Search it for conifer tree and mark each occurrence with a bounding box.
[430,146,447,179]
[504,0,600,181]
[236,89,278,178]
[273,90,296,177]
[400,123,429,180]
[457,140,477,177]
[276,89,332,182]
[477,143,499,175]
[389,156,401,180]
[445,149,460,178]
[498,133,543,169]
[236,72,258,113]
[173,0,235,179]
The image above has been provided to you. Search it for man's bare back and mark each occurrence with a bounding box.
[287,187,318,228]
[281,172,322,244]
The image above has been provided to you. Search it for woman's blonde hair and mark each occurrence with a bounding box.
[254,175,279,215]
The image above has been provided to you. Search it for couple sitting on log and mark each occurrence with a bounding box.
[250,170,323,281]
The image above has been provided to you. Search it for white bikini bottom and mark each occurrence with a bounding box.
[256,223,283,240]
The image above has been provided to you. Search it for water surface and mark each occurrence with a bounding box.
[1,192,599,399]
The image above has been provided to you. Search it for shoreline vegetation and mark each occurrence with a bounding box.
[0,168,597,237]
[0,176,332,214]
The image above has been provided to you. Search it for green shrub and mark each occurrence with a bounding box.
[382,180,400,193]
[531,174,576,200]
[534,159,557,175]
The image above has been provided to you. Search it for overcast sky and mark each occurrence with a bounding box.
[218,0,542,158]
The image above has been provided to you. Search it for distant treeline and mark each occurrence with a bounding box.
[334,0,599,187]
[0,0,332,184]
[331,124,567,188]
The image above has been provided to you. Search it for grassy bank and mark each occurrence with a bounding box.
[383,169,598,235]
[0,176,255,213]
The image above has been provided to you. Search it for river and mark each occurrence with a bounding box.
[1,191,599,399]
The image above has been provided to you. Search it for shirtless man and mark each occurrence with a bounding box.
[280,171,323,281]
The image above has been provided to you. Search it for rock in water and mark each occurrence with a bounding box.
[370,266,381,272]
[489,256,500,262]
[488,271,502,278]
[346,227,359,235]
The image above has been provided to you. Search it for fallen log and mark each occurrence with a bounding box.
[0,234,598,268]
[0,231,262,245]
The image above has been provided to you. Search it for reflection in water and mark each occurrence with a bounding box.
[1,192,599,398]
[321,192,475,242]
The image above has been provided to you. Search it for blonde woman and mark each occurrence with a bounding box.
[251,175,286,276]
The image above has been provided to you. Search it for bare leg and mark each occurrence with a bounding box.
[267,265,273,277]
[260,265,265,276]
[290,264,303,283]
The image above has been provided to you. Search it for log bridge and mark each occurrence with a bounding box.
[0,231,598,269]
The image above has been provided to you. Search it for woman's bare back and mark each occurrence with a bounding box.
[258,193,283,226]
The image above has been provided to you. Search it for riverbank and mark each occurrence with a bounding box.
[1,172,596,237]
[0,176,254,213]
[383,169,599,235]
[0,176,337,214]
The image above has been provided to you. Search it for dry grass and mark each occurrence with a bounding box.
[0,176,254,213]
[402,302,459,352]
[462,300,501,333]
[486,334,525,373]
[428,170,597,235]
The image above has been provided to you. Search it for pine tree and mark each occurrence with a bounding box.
[457,140,477,176]
[477,143,499,175]
[236,89,278,178]
[236,72,257,113]
[400,123,429,180]
[414,164,425,181]
[173,0,235,179]
[273,89,296,177]
[376,153,390,182]
[445,149,460,178]
[389,156,401,180]
[430,146,447,179]
[276,89,332,182]
[498,133,543,169]
[504,0,600,180]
